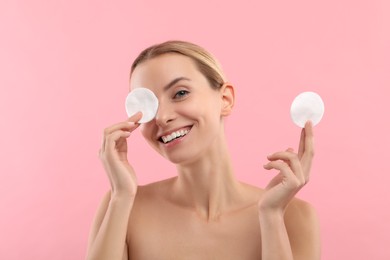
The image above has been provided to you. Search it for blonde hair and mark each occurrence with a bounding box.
[130,40,227,89]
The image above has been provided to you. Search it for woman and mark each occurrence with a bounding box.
[86,40,321,260]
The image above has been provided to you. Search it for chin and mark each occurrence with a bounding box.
[161,149,201,166]
[162,152,192,165]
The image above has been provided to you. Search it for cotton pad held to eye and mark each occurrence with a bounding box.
[290,91,324,128]
[125,88,159,123]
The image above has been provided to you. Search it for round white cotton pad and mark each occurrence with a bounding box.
[125,88,159,123]
[290,91,324,128]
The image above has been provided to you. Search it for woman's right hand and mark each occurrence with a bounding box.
[99,112,143,197]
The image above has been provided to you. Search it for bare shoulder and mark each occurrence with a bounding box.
[237,181,318,221]
[284,197,319,224]
[128,177,177,228]
[241,182,320,257]
[131,177,177,211]
[284,197,321,258]
[135,177,176,198]
[238,181,266,202]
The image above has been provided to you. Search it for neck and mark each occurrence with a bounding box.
[172,138,244,221]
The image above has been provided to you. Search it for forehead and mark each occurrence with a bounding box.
[130,53,203,90]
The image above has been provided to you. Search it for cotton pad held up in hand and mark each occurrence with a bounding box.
[125,88,159,123]
[290,91,324,128]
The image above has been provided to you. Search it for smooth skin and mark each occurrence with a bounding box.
[86,53,321,260]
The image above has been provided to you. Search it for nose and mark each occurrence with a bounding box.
[154,100,176,127]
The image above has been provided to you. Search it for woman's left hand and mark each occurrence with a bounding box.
[259,121,315,213]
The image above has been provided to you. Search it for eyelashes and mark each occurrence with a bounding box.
[173,90,190,100]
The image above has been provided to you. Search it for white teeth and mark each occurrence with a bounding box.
[161,129,190,143]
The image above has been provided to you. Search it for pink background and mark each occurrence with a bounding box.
[1,0,389,259]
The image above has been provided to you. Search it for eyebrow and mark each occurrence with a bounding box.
[163,77,191,91]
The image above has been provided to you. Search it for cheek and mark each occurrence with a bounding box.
[181,102,221,131]
[180,102,200,116]
[196,97,222,120]
[181,95,220,117]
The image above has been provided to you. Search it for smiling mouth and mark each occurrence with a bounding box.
[159,127,192,144]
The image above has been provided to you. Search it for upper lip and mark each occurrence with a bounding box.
[156,125,193,140]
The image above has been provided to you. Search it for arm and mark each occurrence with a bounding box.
[259,210,293,259]
[86,191,134,260]
[259,199,320,260]
[259,121,320,259]
[86,112,142,260]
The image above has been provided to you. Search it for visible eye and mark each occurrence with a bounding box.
[173,90,189,99]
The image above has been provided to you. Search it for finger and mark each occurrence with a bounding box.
[303,120,314,157]
[127,111,143,123]
[286,147,294,152]
[114,112,143,134]
[265,172,284,189]
[267,149,295,161]
[267,150,299,170]
[101,123,138,152]
[298,127,305,159]
[301,121,315,180]
[104,111,143,137]
[263,161,304,191]
[263,160,296,180]
[267,151,304,183]
[99,111,143,156]
[101,114,142,151]
[104,130,132,156]
[105,121,140,135]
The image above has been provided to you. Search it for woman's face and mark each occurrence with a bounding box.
[130,53,230,165]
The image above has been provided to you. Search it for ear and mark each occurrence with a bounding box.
[220,83,235,116]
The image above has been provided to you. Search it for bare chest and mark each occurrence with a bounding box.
[127,202,262,260]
